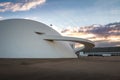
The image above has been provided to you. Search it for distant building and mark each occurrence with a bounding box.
[80,47,120,56]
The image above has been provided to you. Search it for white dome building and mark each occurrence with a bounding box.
[0,19,94,58]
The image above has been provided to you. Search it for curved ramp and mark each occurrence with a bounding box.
[41,35,95,52]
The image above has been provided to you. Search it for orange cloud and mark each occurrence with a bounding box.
[61,23,120,47]
[61,32,95,39]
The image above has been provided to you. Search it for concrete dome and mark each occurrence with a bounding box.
[0,19,94,58]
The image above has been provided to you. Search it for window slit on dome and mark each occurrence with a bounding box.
[35,32,44,35]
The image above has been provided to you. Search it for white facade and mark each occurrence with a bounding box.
[79,52,88,56]
[0,19,94,58]
[102,54,111,57]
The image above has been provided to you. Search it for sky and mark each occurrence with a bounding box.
[0,0,120,47]
[0,0,120,27]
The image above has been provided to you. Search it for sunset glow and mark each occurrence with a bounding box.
[61,24,120,47]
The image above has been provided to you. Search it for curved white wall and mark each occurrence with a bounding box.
[0,19,77,58]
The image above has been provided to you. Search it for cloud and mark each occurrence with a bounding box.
[88,24,120,37]
[0,0,46,12]
[61,22,120,47]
